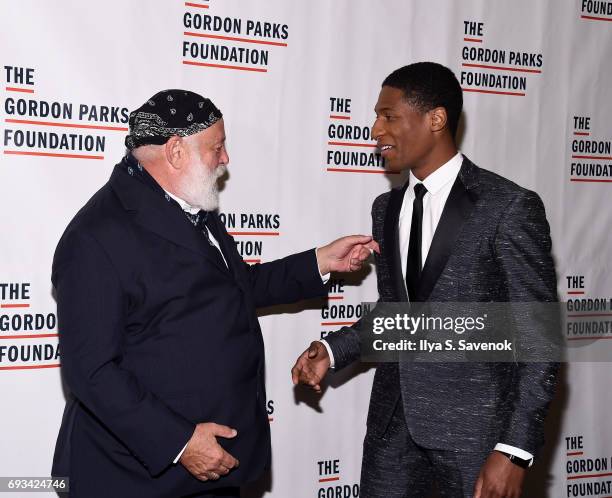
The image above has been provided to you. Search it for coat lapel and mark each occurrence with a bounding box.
[416,157,480,301]
[207,211,243,279]
[109,164,230,274]
[383,183,410,301]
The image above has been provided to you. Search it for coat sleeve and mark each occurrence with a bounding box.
[244,248,327,308]
[321,195,387,370]
[53,229,195,476]
[494,190,560,456]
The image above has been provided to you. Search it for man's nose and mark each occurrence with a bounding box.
[371,118,383,142]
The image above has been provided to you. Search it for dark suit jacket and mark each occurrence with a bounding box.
[51,156,326,497]
[325,156,558,457]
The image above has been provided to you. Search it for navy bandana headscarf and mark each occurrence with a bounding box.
[125,89,222,150]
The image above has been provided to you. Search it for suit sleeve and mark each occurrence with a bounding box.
[244,248,327,308]
[53,230,195,476]
[321,197,387,370]
[322,311,372,370]
[494,191,559,456]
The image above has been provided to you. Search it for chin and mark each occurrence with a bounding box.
[385,161,407,174]
[189,183,221,211]
[197,198,219,211]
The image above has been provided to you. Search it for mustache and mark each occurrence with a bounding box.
[213,164,227,179]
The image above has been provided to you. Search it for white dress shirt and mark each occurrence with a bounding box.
[398,152,463,292]
[321,152,533,464]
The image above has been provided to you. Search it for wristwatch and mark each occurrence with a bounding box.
[497,451,532,469]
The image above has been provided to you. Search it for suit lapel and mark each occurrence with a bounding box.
[383,183,410,301]
[207,211,242,279]
[110,164,230,274]
[416,157,480,301]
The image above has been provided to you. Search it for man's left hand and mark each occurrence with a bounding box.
[473,451,526,498]
[317,235,380,274]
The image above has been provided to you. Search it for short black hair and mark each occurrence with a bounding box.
[382,62,463,138]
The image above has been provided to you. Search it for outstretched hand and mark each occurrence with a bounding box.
[291,341,331,393]
[317,235,380,275]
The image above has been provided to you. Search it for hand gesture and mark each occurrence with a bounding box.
[180,423,240,481]
[317,235,380,274]
[473,451,526,498]
[291,341,331,393]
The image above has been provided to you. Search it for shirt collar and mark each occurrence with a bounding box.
[408,152,463,196]
[163,189,200,215]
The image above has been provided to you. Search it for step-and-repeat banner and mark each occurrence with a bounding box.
[1,1,611,496]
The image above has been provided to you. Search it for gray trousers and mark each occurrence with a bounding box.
[360,402,489,498]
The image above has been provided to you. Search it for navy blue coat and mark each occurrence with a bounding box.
[51,156,326,497]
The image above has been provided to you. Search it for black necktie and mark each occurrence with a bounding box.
[406,183,428,302]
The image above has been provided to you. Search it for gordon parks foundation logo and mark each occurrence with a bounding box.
[0,282,59,371]
[460,21,543,97]
[2,65,128,161]
[219,212,281,264]
[316,458,359,498]
[320,279,371,341]
[565,275,612,342]
[565,434,612,497]
[325,97,395,176]
[579,0,612,21]
[569,116,612,184]
[182,2,289,73]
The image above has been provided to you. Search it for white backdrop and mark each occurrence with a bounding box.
[1,1,611,497]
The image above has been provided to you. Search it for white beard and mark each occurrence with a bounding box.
[179,163,226,211]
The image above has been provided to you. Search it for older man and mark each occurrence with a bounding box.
[51,90,377,498]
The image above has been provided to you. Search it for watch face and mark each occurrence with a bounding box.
[509,455,530,468]
[497,451,531,468]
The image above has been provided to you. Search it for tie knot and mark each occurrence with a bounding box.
[184,210,209,228]
[196,210,210,228]
[413,183,427,200]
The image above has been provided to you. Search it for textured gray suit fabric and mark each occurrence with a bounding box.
[360,402,488,498]
[325,157,559,494]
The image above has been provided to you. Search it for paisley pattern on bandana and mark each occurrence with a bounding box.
[125,89,222,150]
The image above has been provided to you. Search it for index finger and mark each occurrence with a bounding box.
[365,240,380,254]
[291,362,303,384]
[343,234,373,246]
[472,476,483,498]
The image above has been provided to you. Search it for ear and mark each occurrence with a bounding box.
[164,136,185,170]
[429,107,448,133]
